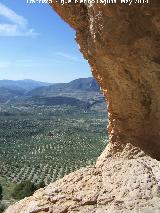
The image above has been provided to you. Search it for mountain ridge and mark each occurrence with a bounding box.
[0,77,105,111]
[26,77,100,97]
[0,79,52,92]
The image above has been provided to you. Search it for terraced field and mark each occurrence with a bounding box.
[0,104,107,185]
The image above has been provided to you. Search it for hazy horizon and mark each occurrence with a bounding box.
[0,76,94,84]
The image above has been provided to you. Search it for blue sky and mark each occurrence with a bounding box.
[0,0,91,83]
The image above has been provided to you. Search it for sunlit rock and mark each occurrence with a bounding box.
[5,1,160,212]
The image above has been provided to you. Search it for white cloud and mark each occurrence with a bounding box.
[0,61,10,69]
[16,59,33,63]
[56,52,82,62]
[0,3,38,37]
[16,59,37,67]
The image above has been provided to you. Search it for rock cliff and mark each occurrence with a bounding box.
[5,0,160,212]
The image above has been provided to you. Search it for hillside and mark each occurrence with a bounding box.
[0,87,25,103]
[26,77,100,97]
[0,79,51,92]
[0,78,106,111]
[24,78,104,110]
[20,96,90,108]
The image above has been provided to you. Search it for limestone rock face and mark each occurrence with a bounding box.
[52,0,160,159]
[5,154,160,213]
[5,1,160,212]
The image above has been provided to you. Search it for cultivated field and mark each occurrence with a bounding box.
[0,104,107,185]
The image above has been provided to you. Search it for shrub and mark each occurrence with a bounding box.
[0,203,6,213]
[0,185,2,201]
[36,181,45,189]
[12,180,36,200]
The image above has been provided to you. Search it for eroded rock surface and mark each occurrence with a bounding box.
[5,152,160,212]
[52,0,160,159]
[5,0,160,212]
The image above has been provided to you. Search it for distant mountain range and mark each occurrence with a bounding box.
[26,77,100,97]
[0,79,51,92]
[0,78,106,111]
[0,87,24,103]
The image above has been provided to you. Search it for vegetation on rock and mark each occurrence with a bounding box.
[12,181,36,200]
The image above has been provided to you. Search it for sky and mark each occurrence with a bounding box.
[0,0,91,83]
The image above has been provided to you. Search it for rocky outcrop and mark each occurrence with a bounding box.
[5,0,160,212]
[52,0,160,159]
[5,152,160,212]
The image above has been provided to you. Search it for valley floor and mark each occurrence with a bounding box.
[0,102,107,211]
